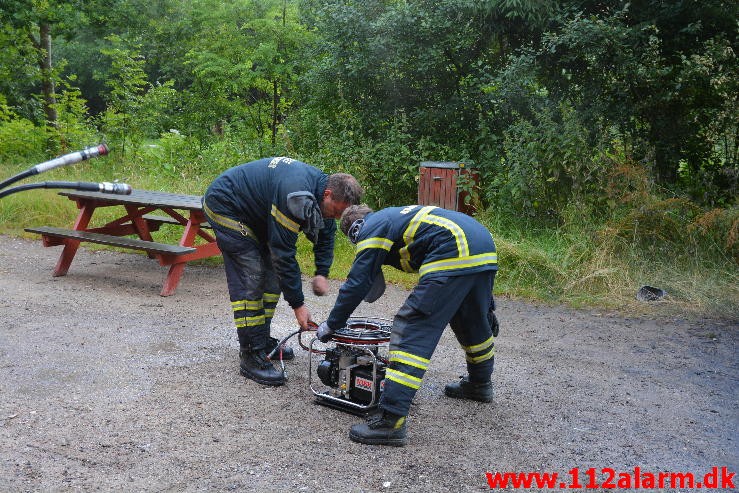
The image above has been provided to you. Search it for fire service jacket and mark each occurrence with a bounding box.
[327,205,497,329]
[203,157,336,309]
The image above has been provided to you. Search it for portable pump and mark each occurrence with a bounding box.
[308,318,391,415]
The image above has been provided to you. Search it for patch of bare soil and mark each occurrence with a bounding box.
[0,235,736,492]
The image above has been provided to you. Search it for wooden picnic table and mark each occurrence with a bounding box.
[25,189,221,296]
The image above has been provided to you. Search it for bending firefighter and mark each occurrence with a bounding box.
[317,205,499,446]
[203,157,362,386]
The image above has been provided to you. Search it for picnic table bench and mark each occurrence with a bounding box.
[25,189,221,296]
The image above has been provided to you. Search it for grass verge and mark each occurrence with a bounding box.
[2,158,736,322]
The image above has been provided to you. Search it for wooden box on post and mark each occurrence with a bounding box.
[417,161,478,215]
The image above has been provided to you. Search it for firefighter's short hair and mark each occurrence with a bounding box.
[340,204,373,237]
[327,173,363,206]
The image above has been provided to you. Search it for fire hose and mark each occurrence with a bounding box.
[0,180,131,199]
[267,320,323,376]
[0,144,132,198]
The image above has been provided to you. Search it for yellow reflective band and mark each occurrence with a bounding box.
[271,204,300,233]
[232,300,262,312]
[399,206,436,272]
[385,368,422,390]
[356,237,393,253]
[263,292,280,303]
[424,214,469,257]
[462,334,495,354]
[394,416,406,429]
[419,252,498,277]
[389,350,430,370]
[466,347,495,364]
[399,259,415,272]
[204,203,256,239]
[264,308,275,318]
[403,206,435,243]
[234,315,265,327]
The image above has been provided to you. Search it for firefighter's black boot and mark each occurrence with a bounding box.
[444,376,493,402]
[239,347,285,386]
[349,409,408,447]
[266,336,294,361]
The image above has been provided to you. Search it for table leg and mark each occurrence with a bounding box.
[159,213,203,296]
[160,263,185,297]
[126,205,157,258]
[53,202,95,276]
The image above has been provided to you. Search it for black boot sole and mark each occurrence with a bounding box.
[239,366,285,386]
[348,430,407,447]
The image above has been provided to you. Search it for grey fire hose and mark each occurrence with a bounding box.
[0,144,131,198]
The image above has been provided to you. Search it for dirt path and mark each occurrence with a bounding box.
[0,235,736,492]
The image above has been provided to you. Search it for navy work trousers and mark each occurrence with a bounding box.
[380,271,496,416]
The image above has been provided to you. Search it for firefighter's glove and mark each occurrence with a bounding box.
[487,296,499,337]
[488,309,500,338]
[316,321,334,343]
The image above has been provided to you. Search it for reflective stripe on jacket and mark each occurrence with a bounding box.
[203,157,336,308]
[327,205,497,328]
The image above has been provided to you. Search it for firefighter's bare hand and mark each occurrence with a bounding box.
[311,275,329,296]
[293,305,311,329]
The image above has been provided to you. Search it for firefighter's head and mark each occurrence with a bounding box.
[340,204,373,244]
[321,173,363,219]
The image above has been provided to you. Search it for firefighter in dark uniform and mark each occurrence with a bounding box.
[317,204,499,446]
[203,157,362,386]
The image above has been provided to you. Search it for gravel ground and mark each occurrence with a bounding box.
[0,235,737,492]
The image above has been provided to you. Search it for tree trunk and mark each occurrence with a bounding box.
[38,22,58,127]
[269,0,287,148]
[272,79,279,147]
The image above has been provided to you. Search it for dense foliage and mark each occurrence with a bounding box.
[0,0,736,233]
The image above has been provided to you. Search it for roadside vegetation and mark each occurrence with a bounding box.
[0,0,736,320]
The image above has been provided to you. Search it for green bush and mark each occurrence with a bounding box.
[137,131,201,177]
[295,106,466,208]
[493,102,611,223]
[52,79,101,152]
[0,97,48,164]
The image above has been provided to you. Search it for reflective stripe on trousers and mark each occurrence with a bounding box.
[379,271,496,416]
[210,221,281,349]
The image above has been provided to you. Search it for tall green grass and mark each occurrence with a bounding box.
[2,145,736,321]
[478,205,738,319]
